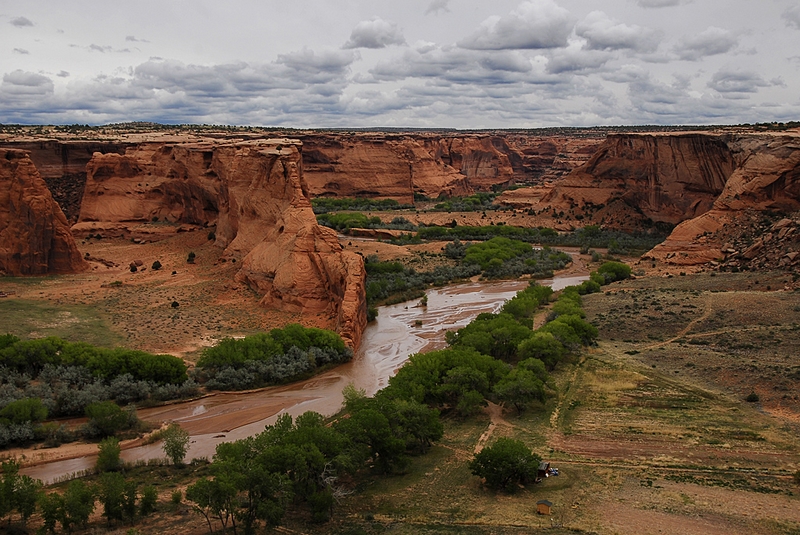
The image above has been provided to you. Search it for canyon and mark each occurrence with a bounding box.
[1,126,799,349]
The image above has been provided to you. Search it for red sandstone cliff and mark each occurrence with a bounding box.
[75,140,367,348]
[0,149,88,275]
[646,133,800,266]
[299,132,602,202]
[523,131,800,267]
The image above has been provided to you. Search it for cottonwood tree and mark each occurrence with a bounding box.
[469,437,540,492]
[162,423,190,466]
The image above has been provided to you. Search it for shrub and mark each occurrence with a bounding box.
[187,252,196,264]
[140,485,158,516]
[746,391,760,402]
[0,397,47,424]
[96,436,122,472]
[151,260,162,270]
[85,401,133,437]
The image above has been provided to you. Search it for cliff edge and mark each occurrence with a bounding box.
[0,149,88,275]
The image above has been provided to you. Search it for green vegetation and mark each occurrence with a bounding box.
[469,438,540,491]
[0,299,124,348]
[161,423,190,466]
[430,192,500,212]
[196,324,353,391]
[316,213,417,232]
[312,197,413,214]
[414,224,668,253]
[0,336,196,448]
[365,241,570,310]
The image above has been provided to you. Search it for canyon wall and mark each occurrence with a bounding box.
[298,131,603,203]
[75,139,366,348]
[0,149,88,275]
[530,131,800,266]
[541,133,737,226]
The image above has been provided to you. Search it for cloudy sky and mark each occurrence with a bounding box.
[1,0,798,127]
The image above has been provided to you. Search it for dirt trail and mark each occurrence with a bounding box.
[474,402,511,453]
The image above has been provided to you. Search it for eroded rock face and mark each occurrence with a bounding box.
[646,134,800,266]
[300,132,603,202]
[75,140,367,348]
[0,149,88,275]
[542,133,737,226]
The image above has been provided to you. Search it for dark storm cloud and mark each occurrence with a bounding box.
[674,27,738,61]
[9,17,34,27]
[458,0,573,50]
[343,18,406,49]
[576,11,661,52]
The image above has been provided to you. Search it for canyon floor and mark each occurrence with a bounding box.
[2,213,799,534]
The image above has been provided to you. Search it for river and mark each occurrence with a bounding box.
[22,273,588,483]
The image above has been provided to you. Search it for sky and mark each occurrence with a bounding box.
[1,0,799,128]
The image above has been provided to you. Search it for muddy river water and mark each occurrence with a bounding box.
[22,274,588,483]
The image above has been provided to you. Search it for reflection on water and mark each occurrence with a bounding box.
[23,274,587,483]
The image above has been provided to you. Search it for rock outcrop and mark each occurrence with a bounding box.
[75,139,367,348]
[299,131,603,203]
[0,149,88,275]
[525,131,800,267]
[646,133,800,267]
[540,133,736,227]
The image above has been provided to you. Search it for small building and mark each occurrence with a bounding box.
[536,499,553,515]
[537,461,550,478]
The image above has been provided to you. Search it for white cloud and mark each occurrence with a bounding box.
[458,0,574,50]
[784,6,800,30]
[13,48,29,55]
[635,0,685,7]
[674,27,738,61]
[343,18,406,49]
[576,11,661,52]
[9,16,34,27]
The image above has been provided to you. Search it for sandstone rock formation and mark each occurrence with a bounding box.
[516,131,800,267]
[0,149,88,275]
[646,133,800,267]
[299,131,603,203]
[74,139,367,348]
[539,133,736,227]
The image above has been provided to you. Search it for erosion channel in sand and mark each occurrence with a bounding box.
[22,272,587,483]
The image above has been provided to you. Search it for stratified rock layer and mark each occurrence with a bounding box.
[530,131,800,266]
[0,149,88,275]
[76,140,366,348]
[299,131,603,202]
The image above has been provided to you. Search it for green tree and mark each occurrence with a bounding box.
[140,485,157,516]
[98,472,126,525]
[162,423,191,466]
[493,369,546,413]
[469,437,540,491]
[14,474,42,526]
[60,479,95,533]
[96,437,122,472]
[186,476,237,534]
[38,492,63,534]
[85,401,131,437]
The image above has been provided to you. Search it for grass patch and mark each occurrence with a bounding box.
[0,298,124,347]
